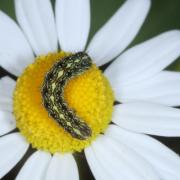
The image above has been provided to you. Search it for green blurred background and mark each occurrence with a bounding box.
[0,0,180,179]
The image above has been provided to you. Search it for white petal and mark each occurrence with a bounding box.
[0,111,16,136]
[15,0,58,55]
[0,77,15,112]
[105,30,180,92]
[45,153,79,180]
[85,144,115,180]
[16,151,51,180]
[55,0,90,52]
[0,76,16,98]
[0,11,34,76]
[107,125,180,179]
[114,71,180,106]
[158,170,180,180]
[0,133,29,179]
[87,135,159,180]
[0,101,12,112]
[113,102,180,136]
[87,0,150,66]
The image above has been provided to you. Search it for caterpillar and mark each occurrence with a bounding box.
[41,52,92,140]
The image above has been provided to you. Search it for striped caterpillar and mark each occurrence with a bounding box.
[41,52,92,140]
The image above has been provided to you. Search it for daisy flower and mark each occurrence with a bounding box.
[1,0,180,179]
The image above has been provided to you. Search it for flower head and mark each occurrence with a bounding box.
[0,0,180,179]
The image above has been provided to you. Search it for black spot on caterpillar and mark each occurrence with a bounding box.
[41,52,92,140]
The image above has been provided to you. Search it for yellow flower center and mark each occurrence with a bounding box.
[13,51,114,153]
